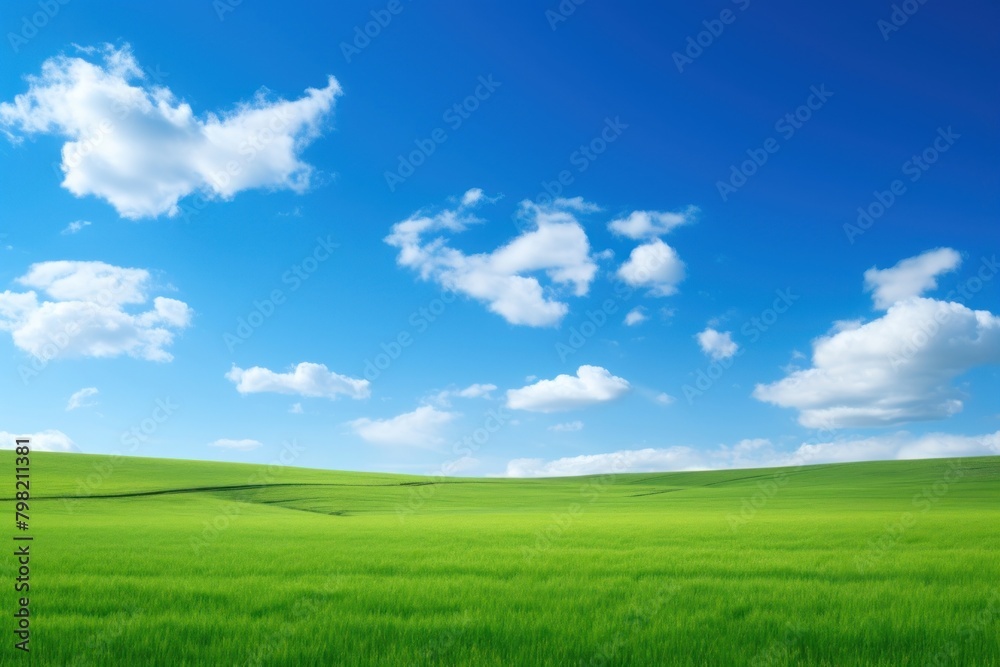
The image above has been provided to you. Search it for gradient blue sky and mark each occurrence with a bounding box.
[1,0,998,476]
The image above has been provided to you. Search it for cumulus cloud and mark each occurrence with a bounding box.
[506,365,630,412]
[348,405,457,447]
[210,438,263,451]
[697,327,739,360]
[607,206,697,240]
[0,44,340,219]
[454,383,497,399]
[66,386,99,410]
[754,250,1000,428]
[428,383,497,407]
[226,362,370,400]
[61,220,91,235]
[864,247,961,310]
[624,307,647,326]
[548,420,583,432]
[0,260,192,362]
[504,430,1000,476]
[617,239,685,296]
[385,190,600,326]
[0,430,77,452]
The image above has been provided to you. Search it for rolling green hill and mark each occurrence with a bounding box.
[1,451,998,665]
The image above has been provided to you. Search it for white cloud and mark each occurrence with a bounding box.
[61,220,91,235]
[617,239,685,296]
[0,260,192,362]
[428,383,497,407]
[607,206,697,240]
[624,307,647,326]
[385,191,600,327]
[864,248,961,310]
[289,403,303,414]
[754,250,1000,428]
[0,430,77,452]
[654,392,675,405]
[456,383,497,398]
[66,386,99,410]
[0,44,340,219]
[226,362,370,400]
[697,327,739,360]
[504,430,1000,476]
[209,438,263,451]
[548,420,583,432]
[506,365,630,413]
[348,405,457,447]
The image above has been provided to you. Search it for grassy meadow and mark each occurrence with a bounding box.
[1,451,998,665]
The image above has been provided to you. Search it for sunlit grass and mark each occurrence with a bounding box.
[1,452,997,665]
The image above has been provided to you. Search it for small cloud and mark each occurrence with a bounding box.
[624,307,647,327]
[456,383,497,399]
[61,220,91,235]
[66,387,99,411]
[209,438,263,451]
[655,392,675,405]
[289,403,303,414]
[548,420,583,432]
[696,327,739,360]
[226,362,370,400]
[348,406,457,447]
[607,206,698,240]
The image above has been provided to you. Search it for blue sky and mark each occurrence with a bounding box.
[1,0,998,476]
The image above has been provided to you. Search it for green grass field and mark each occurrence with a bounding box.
[1,451,998,666]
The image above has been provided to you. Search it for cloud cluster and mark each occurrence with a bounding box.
[386,191,600,326]
[226,362,370,400]
[0,44,340,218]
[754,249,1000,428]
[0,260,192,362]
[608,207,694,297]
[504,430,1000,476]
[506,365,630,412]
